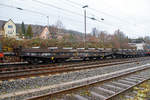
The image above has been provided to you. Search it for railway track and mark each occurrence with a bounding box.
[0,62,28,67]
[27,63,150,100]
[0,57,148,69]
[0,57,139,72]
[0,57,149,81]
[0,59,116,72]
[0,58,125,69]
[0,58,122,68]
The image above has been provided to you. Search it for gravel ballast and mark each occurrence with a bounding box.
[53,68,150,100]
[0,60,150,100]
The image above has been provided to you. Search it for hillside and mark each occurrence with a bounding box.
[0,20,82,36]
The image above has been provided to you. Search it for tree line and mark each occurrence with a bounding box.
[1,20,150,49]
[19,22,33,39]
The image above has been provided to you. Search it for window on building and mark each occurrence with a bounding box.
[8,25,13,28]
[43,36,45,39]
[8,31,13,34]
[46,31,49,34]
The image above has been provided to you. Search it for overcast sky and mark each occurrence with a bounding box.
[0,0,150,38]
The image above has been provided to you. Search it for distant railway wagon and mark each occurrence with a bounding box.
[145,50,150,56]
[20,48,104,64]
[0,43,2,52]
[2,46,13,52]
[0,44,148,64]
[0,52,4,59]
[0,44,21,62]
[113,49,146,58]
[20,47,148,64]
[0,43,4,62]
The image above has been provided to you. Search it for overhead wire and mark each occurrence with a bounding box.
[31,0,107,32]
[0,3,46,16]
[31,0,112,32]
[0,2,80,21]
[0,15,48,26]
[60,0,132,27]
[32,0,83,17]
[32,0,95,20]
[0,1,147,37]
[64,0,148,28]
[0,3,91,24]
[0,3,93,33]
[64,0,132,24]
[64,0,149,36]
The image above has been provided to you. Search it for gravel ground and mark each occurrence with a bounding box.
[0,60,150,100]
[50,66,150,100]
[112,72,150,100]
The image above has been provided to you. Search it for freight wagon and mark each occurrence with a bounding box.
[20,47,148,64]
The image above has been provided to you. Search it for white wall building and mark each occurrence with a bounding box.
[4,19,17,38]
[128,42,146,50]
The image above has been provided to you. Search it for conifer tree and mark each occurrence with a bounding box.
[26,25,33,39]
[21,22,26,35]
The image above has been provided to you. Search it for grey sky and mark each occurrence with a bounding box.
[0,0,150,38]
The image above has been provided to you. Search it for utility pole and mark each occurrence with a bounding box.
[47,16,49,27]
[47,16,50,39]
[82,5,88,49]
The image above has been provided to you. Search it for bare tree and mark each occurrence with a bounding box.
[49,25,58,39]
[55,20,64,29]
[144,36,150,44]
[113,29,129,48]
[55,20,65,34]
[98,31,111,47]
[49,20,65,39]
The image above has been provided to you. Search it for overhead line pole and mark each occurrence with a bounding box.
[47,16,49,27]
[84,9,86,49]
[82,5,88,49]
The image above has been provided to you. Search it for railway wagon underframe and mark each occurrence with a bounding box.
[21,53,72,64]
[20,48,149,64]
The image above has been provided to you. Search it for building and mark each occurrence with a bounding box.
[39,26,51,39]
[3,19,17,38]
[0,30,4,38]
[128,41,146,50]
[0,20,5,38]
[56,33,63,40]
